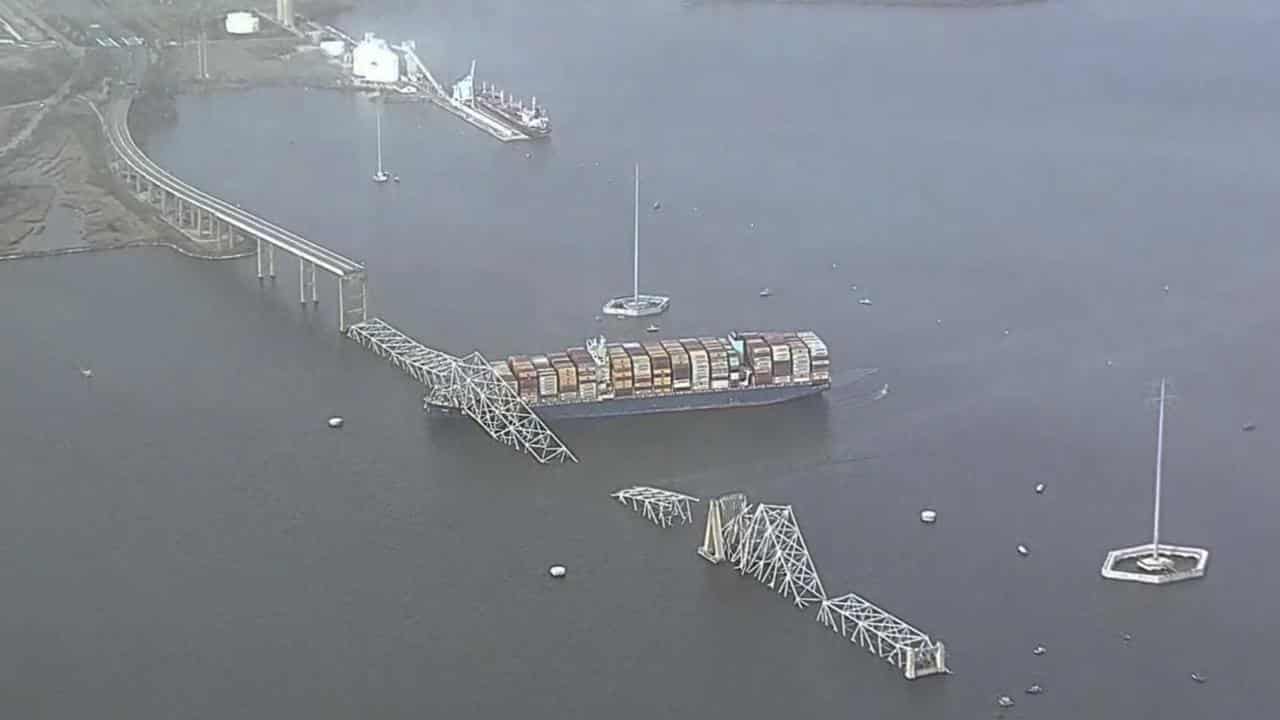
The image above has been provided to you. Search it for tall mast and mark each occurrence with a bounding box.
[375,101,384,176]
[633,163,640,302]
[1151,378,1167,559]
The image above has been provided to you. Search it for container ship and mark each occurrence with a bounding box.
[435,330,831,420]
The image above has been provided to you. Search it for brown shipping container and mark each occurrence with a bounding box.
[551,354,578,396]
[625,345,652,390]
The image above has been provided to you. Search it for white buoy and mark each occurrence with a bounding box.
[327,416,344,428]
[1034,483,1046,494]
[549,565,567,578]
[1017,544,1030,557]
[919,509,938,524]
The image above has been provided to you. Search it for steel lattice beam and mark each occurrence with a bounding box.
[346,319,576,464]
[697,493,948,679]
[817,593,948,679]
[729,504,827,608]
[611,487,700,527]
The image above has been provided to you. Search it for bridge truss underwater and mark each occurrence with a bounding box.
[698,493,948,679]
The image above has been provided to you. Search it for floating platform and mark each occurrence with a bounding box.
[602,294,670,317]
[1101,543,1209,585]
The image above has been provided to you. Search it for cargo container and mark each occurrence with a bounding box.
[449,330,835,420]
[532,355,558,398]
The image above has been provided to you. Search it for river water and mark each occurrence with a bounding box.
[3,0,1278,716]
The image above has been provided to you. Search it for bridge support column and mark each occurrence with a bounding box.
[267,244,276,277]
[160,191,168,216]
[256,238,263,278]
[338,272,367,332]
[310,262,318,304]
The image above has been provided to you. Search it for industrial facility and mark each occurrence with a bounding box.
[352,33,400,84]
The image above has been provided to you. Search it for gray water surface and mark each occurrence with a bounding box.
[3,1,1278,717]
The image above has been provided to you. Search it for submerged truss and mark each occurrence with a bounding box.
[817,594,948,679]
[612,487,700,527]
[731,504,827,608]
[346,318,577,464]
[697,492,948,679]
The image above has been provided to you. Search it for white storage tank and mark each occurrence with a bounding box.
[224,11,260,35]
[352,33,400,84]
[319,39,345,58]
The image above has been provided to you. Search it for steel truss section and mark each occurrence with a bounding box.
[346,319,577,464]
[817,594,949,679]
[611,487,700,527]
[729,504,827,608]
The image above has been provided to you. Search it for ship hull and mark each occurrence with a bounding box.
[430,382,829,421]
[474,100,551,138]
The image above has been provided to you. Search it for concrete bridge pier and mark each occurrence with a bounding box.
[338,272,368,332]
[299,258,317,304]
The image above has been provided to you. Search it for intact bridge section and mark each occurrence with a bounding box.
[90,90,574,465]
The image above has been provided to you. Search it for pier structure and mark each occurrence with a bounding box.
[1101,378,1209,584]
[91,94,369,331]
[345,319,576,464]
[400,49,528,142]
[611,487,699,527]
[698,492,948,680]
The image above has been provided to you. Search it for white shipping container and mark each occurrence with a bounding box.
[711,379,730,390]
[579,381,597,400]
[791,344,811,380]
[771,344,792,363]
[538,371,558,397]
[773,375,792,385]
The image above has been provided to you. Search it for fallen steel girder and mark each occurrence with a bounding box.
[730,503,827,608]
[817,593,949,679]
[611,486,700,527]
[346,318,576,464]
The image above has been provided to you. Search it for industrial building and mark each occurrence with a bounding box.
[352,33,400,84]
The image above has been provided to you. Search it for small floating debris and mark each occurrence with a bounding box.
[759,287,772,298]
[936,319,943,325]
[875,384,889,400]
[1242,423,1257,432]
[831,262,838,270]
[748,222,755,230]
[1106,359,1113,367]
[392,175,400,183]
[593,314,604,322]
[1122,632,1133,642]
[78,367,93,378]
[1017,544,1030,557]
[1190,672,1207,684]
[996,695,1015,709]
[548,565,567,578]
[1025,684,1044,695]
[849,284,858,292]
[919,509,938,524]
[1003,328,1011,336]
[1162,284,1170,293]
[1034,483,1046,494]
[327,416,344,429]
[1032,645,1046,656]
[524,152,532,159]
[646,323,660,333]
[652,201,661,211]
[858,298,873,306]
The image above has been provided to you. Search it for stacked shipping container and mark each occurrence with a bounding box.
[496,331,829,406]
